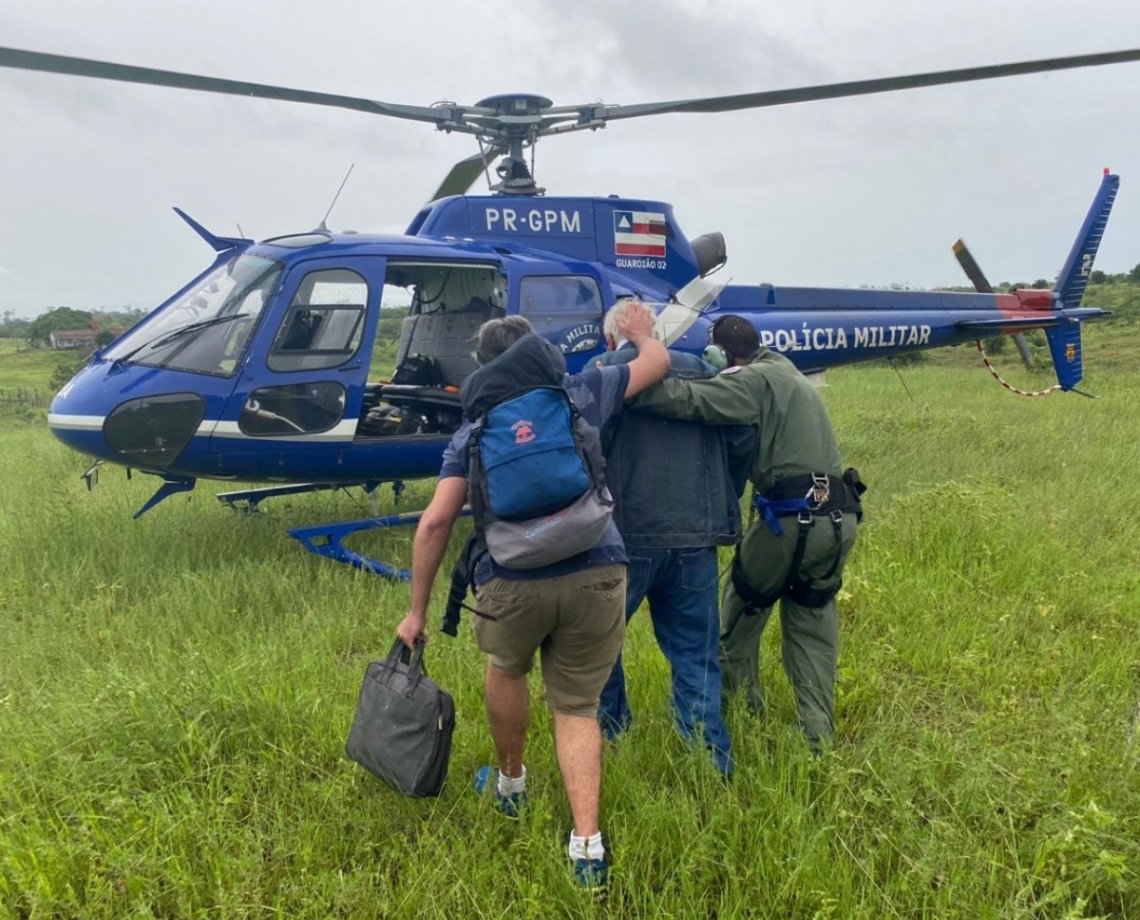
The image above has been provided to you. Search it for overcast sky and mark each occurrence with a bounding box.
[1,0,1138,317]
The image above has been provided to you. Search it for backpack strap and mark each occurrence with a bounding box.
[466,416,489,529]
[440,531,495,637]
[566,397,609,496]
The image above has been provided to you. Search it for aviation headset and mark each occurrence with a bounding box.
[702,315,731,371]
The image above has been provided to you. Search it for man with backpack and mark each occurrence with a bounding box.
[395,304,668,893]
[593,299,753,776]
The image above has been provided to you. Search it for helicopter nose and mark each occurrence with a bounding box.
[101,393,206,469]
[50,381,206,471]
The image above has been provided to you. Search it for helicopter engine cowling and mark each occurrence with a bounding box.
[690,232,727,277]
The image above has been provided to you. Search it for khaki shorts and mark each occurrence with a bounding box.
[472,563,626,716]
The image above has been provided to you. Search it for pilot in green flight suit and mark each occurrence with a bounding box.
[632,315,862,752]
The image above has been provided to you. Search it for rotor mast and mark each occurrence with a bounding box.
[468,94,552,195]
[434,93,608,196]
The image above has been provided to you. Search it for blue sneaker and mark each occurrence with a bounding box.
[572,857,609,895]
[473,765,528,818]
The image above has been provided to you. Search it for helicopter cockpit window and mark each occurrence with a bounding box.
[101,253,281,376]
[268,268,367,373]
[519,275,603,346]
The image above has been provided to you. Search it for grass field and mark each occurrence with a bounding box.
[1,328,1137,918]
[0,340,81,417]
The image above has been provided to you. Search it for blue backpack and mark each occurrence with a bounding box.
[468,385,612,569]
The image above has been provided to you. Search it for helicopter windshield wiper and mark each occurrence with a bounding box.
[113,313,249,366]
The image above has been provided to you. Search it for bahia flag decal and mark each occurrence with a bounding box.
[613,210,667,258]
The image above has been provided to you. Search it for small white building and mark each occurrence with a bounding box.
[49,329,96,350]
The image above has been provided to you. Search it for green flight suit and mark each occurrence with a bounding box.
[633,347,859,750]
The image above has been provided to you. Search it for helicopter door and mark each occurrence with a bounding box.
[209,256,385,473]
[512,271,606,372]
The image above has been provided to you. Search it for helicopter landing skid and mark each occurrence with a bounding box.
[287,508,472,581]
[216,480,386,514]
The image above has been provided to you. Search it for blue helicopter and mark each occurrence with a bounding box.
[2,45,1135,575]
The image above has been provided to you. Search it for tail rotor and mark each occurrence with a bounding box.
[953,239,1035,369]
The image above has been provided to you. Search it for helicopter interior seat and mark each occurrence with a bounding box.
[395,296,503,387]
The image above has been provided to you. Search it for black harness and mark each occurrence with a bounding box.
[730,469,866,612]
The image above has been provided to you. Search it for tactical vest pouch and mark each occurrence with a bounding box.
[842,467,867,522]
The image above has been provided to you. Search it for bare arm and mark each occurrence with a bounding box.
[614,302,670,398]
[395,476,468,648]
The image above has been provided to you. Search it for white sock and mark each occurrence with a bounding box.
[497,765,526,796]
[568,830,605,861]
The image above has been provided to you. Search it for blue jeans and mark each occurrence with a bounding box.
[597,546,733,774]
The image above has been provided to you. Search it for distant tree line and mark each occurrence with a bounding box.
[1,306,148,348]
[0,310,31,339]
[994,263,1140,290]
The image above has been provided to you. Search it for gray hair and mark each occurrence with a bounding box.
[474,314,535,365]
[602,298,642,348]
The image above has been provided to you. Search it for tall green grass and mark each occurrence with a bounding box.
[1,333,1137,917]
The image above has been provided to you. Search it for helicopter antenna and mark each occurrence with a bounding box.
[888,357,915,402]
[236,223,245,237]
[319,163,355,230]
[476,136,494,193]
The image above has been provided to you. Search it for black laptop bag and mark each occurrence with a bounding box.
[345,639,455,797]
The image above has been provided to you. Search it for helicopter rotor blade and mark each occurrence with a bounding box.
[954,239,1035,369]
[0,46,450,125]
[952,239,994,293]
[7,44,1138,135]
[5,43,1138,197]
[598,48,1140,121]
[430,149,502,201]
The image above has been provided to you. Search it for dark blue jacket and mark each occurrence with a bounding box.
[597,348,753,550]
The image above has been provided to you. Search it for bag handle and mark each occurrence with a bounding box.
[383,638,428,696]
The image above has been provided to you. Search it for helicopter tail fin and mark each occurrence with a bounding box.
[1040,170,1119,392]
[1042,322,1085,391]
[1053,170,1119,310]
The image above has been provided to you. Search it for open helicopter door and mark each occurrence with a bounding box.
[509,263,608,371]
[207,255,387,482]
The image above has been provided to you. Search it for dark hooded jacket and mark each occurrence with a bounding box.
[597,347,752,550]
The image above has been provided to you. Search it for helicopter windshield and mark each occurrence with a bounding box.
[103,253,282,376]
